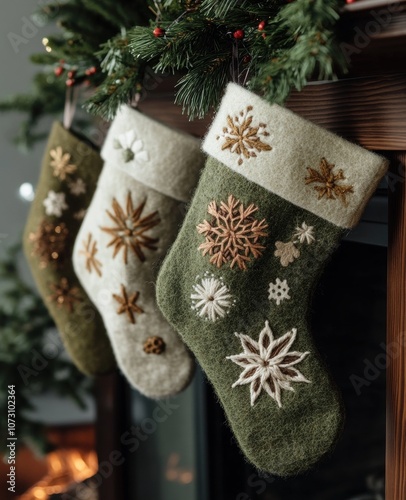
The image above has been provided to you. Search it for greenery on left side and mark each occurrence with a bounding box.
[0,244,91,455]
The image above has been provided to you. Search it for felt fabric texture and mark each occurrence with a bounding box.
[203,83,388,229]
[73,108,206,398]
[102,105,204,203]
[157,157,347,475]
[23,122,116,376]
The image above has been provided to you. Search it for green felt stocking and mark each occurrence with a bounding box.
[156,84,388,476]
[23,122,116,376]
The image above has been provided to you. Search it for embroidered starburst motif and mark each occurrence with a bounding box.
[227,321,311,408]
[293,222,315,245]
[191,272,235,322]
[197,195,269,271]
[43,190,68,217]
[68,178,87,196]
[79,233,102,277]
[100,193,160,264]
[114,130,149,164]
[49,146,77,180]
[217,105,272,165]
[268,278,291,305]
[305,157,354,206]
[48,278,83,313]
[29,220,69,269]
[112,284,144,324]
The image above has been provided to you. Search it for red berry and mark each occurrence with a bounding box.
[85,66,97,76]
[258,21,266,31]
[243,55,251,64]
[66,78,75,87]
[54,66,64,77]
[67,70,76,79]
[153,27,165,37]
[345,0,355,3]
[233,29,245,40]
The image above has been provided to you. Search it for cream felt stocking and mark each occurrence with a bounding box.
[73,106,205,397]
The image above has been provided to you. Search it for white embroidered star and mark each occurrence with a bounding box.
[115,130,149,164]
[227,321,310,408]
[191,273,234,322]
[293,222,315,245]
[43,190,68,217]
[68,178,87,196]
[268,278,291,305]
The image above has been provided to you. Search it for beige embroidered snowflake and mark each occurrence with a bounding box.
[43,190,68,217]
[305,157,354,206]
[227,321,311,408]
[293,222,315,245]
[217,106,272,165]
[68,178,87,196]
[114,130,149,164]
[49,146,77,180]
[197,195,269,271]
[191,272,235,322]
[268,278,290,306]
[274,241,300,267]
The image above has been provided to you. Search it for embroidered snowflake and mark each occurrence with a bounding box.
[227,321,311,408]
[197,195,269,271]
[79,233,102,277]
[100,193,160,264]
[305,157,354,206]
[43,190,68,217]
[293,222,315,245]
[73,209,87,220]
[112,284,144,324]
[268,278,290,305]
[48,278,83,313]
[68,178,87,196]
[217,105,272,165]
[49,146,77,180]
[114,130,149,164]
[274,241,300,267]
[29,220,69,269]
[191,272,235,322]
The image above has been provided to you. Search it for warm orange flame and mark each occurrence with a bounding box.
[19,449,97,500]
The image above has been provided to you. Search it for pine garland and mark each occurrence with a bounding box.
[129,0,347,119]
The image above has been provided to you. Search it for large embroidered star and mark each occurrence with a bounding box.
[305,157,354,206]
[101,193,160,264]
[49,146,77,180]
[112,284,144,324]
[227,321,310,408]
